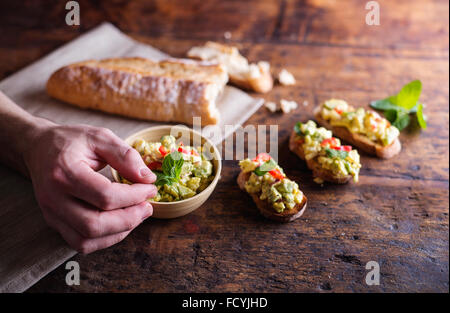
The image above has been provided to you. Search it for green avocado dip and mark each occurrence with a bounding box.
[239,153,304,213]
[320,99,400,146]
[120,135,214,202]
[294,120,361,183]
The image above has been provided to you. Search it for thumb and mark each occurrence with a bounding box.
[91,128,156,184]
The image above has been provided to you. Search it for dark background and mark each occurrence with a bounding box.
[0,0,448,292]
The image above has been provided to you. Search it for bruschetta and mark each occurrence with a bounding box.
[237,153,307,222]
[313,99,401,158]
[289,120,361,184]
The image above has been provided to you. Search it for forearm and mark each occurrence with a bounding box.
[0,91,54,177]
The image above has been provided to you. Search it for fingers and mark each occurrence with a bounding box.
[62,161,157,210]
[48,195,153,238]
[43,210,133,254]
[88,128,156,184]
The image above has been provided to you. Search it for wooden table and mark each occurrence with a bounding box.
[0,0,448,292]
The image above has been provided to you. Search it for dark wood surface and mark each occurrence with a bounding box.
[0,0,448,292]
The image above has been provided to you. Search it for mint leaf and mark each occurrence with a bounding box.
[370,99,400,111]
[254,159,277,176]
[416,103,427,129]
[393,110,410,131]
[325,148,348,159]
[154,171,173,186]
[409,103,419,114]
[294,122,309,136]
[294,122,302,135]
[155,152,184,186]
[370,80,426,132]
[384,109,399,124]
[390,80,422,110]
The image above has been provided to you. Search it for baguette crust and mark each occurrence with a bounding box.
[313,106,401,159]
[289,130,352,184]
[187,42,273,93]
[46,57,228,125]
[237,171,307,222]
[229,69,273,94]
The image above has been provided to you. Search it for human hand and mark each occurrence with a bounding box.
[24,123,157,254]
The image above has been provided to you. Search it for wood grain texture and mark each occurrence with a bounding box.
[0,0,448,292]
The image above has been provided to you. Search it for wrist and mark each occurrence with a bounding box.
[19,116,56,176]
[0,91,57,177]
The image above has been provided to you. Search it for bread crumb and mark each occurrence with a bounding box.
[303,100,308,107]
[248,64,261,78]
[278,69,296,85]
[280,99,298,113]
[314,177,324,184]
[249,61,271,79]
[258,61,271,73]
[224,31,232,39]
[265,101,277,112]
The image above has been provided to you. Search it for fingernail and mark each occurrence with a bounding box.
[140,167,152,177]
[147,184,157,198]
[142,202,153,220]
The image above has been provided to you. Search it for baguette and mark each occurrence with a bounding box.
[187,42,273,93]
[289,130,353,184]
[313,104,401,159]
[46,57,228,125]
[237,171,307,222]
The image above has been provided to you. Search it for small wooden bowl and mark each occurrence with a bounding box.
[111,125,222,219]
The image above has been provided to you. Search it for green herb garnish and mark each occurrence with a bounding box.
[254,159,277,176]
[370,80,426,130]
[294,122,302,135]
[325,148,349,159]
[154,151,184,186]
[294,122,309,136]
[416,103,427,129]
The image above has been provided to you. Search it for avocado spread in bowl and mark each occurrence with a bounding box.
[121,135,214,202]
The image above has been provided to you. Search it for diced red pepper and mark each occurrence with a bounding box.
[371,117,383,129]
[333,145,352,152]
[334,108,343,115]
[252,153,271,163]
[269,169,284,181]
[148,161,162,170]
[297,138,305,144]
[159,145,168,157]
[178,147,190,154]
[321,137,339,148]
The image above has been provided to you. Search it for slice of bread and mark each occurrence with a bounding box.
[187,42,273,93]
[46,57,228,125]
[289,130,353,184]
[313,105,401,159]
[237,171,307,222]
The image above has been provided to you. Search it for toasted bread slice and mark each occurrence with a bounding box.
[289,130,352,184]
[187,42,273,93]
[313,105,401,159]
[46,57,228,125]
[237,171,307,222]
